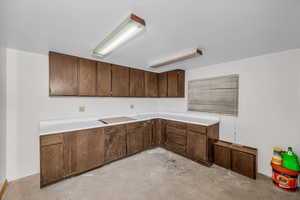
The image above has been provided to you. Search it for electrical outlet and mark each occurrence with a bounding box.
[130,104,134,109]
[79,106,85,112]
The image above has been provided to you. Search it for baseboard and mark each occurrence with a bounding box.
[0,179,9,200]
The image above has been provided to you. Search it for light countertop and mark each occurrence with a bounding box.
[40,112,220,136]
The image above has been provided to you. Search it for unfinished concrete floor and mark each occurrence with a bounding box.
[3,148,300,200]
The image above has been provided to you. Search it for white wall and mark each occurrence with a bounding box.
[5,48,162,180]
[184,49,300,177]
[0,47,7,187]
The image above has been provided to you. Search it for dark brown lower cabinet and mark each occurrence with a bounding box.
[164,122,187,155]
[214,144,231,169]
[63,129,104,176]
[40,119,220,187]
[40,134,65,186]
[104,125,127,163]
[76,129,104,173]
[143,121,153,149]
[64,131,78,177]
[187,130,207,162]
[151,119,160,146]
[214,141,257,179]
[127,122,145,155]
[232,150,256,179]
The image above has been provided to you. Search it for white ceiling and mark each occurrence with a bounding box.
[1,0,300,71]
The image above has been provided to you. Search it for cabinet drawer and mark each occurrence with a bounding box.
[187,124,207,134]
[166,120,187,129]
[166,125,186,136]
[127,121,148,130]
[40,134,63,146]
[166,132,186,146]
[231,150,255,179]
[165,142,186,155]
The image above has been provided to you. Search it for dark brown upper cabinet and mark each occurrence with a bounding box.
[97,61,111,96]
[111,64,130,97]
[49,52,79,96]
[145,72,158,97]
[130,69,145,97]
[158,72,168,97]
[49,51,185,98]
[78,58,97,96]
[167,70,185,97]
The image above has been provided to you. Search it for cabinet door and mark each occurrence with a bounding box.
[49,52,78,96]
[130,69,145,97]
[152,119,160,146]
[127,122,145,155]
[76,128,105,173]
[187,130,207,161]
[64,131,78,177]
[111,65,130,96]
[232,150,255,179]
[158,72,168,97]
[104,125,127,163]
[177,70,185,97]
[79,58,97,96]
[214,145,231,169]
[97,61,111,96]
[167,70,185,97]
[145,72,158,97]
[143,121,153,149]
[167,70,178,97]
[160,119,167,145]
[40,134,65,186]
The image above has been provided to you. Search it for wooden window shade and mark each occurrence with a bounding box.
[188,75,239,116]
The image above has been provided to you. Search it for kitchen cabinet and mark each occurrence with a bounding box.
[64,129,104,175]
[111,65,130,97]
[75,128,105,173]
[232,150,256,179]
[164,121,187,155]
[130,69,145,97]
[167,70,185,97]
[97,61,111,96]
[79,58,97,96]
[151,119,160,146]
[187,129,207,162]
[214,140,257,179]
[63,131,78,177]
[158,72,168,97]
[104,125,127,163]
[127,122,145,155]
[40,134,65,186]
[145,72,158,97]
[49,52,78,96]
[49,51,186,98]
[214,141,231,169]
[40,118,219,187]
[143,121,153,149]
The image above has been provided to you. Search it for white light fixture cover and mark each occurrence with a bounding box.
[93,14,145,57]
[149,49,203,68]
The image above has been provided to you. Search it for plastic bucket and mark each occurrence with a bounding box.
[271,163,299,192]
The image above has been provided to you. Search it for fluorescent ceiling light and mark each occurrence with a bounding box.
[93,14,145,57]
[149,49,203,68]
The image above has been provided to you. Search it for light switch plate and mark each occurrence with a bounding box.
[79,106,85,112]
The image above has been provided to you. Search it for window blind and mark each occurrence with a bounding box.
[188,74,239,116]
